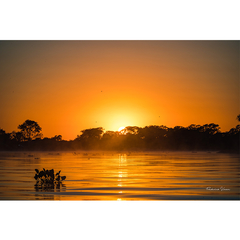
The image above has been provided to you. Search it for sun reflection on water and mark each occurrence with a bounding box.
[117,154,128,200]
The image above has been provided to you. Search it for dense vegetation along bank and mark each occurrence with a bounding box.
[0,119,239,152]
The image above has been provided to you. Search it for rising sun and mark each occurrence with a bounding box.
[118,126,125,132]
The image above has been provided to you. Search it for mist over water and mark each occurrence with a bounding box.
[0,151,239,200]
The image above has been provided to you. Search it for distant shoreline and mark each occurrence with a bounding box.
[0,149,239,154]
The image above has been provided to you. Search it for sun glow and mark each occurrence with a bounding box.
[118,126,125,132]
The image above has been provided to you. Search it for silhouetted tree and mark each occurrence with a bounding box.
[199,123,220,135]
[144,125,168,147]
[10,131,24,142]
[0,129,5,135]
[75,127,104,149]
[52,135,62,141]
[222,124,240,152]
[18,120,42,141]
[77,127,104,140]
[0,128,11,150]
[228,124,240,135]
[237,114,240,122]
[122,126,140,135]
[101,131,122,150]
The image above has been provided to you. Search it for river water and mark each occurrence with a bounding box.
[0,151,239,200]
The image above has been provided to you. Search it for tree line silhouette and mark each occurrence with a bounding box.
[0,117,239,152]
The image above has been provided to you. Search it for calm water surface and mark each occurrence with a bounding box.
[0,151,239,200]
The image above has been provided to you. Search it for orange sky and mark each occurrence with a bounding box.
[0,41,239,140]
